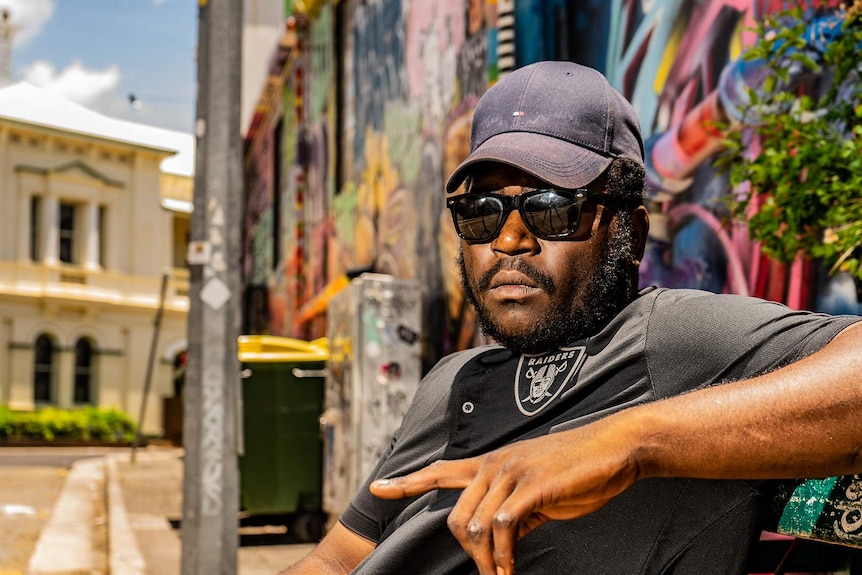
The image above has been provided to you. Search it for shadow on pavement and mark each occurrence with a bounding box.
[167,516,317,547]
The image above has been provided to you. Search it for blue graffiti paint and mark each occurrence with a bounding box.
[351,0,406,166]
[514,0,569,66]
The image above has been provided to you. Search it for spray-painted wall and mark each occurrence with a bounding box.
[291,6,337,339]
[249,0,513,367]
[241,0,860,367]
[571,0,860,316]
[242,84,278,336]
[335,0,503,363]
[243,6,339,339]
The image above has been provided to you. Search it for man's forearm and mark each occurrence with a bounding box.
[279,555,336,575]
[278,522,375,575]
[630,321,862,481]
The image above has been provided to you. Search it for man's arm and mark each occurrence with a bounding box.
[279,522,375,574]
[371,321,862,575]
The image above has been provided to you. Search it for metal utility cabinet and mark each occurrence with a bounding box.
[321,273,423,519]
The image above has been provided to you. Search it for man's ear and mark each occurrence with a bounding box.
[631,205,649,264]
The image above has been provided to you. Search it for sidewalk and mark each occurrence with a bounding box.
[22,446,316,575]
[105,447,317,575]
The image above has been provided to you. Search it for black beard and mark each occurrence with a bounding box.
[458,220,636,354]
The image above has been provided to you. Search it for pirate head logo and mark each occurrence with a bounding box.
[524,363,567,404]
[515,347,586,416]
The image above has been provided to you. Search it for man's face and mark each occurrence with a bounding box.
[456,164,637,354]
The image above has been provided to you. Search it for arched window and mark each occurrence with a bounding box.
[33,334,55,404]
[74,338,95,404]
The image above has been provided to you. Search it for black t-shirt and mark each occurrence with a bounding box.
[339,287,859,574]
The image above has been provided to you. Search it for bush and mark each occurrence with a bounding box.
[0,405,137,443]
[716,2,862,281]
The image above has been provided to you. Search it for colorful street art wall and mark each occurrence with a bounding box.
[243,0,509,368]
[242,73,279,335]
[241,0,861,372]
[594,0,860,315]
[337,0,501,363]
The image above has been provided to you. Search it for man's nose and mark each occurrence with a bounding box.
[491,209,539,255]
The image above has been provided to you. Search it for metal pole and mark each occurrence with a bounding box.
[131,270,170,464]
[182,0,242,573]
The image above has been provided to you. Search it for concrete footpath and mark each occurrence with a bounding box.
[30,446,316,575]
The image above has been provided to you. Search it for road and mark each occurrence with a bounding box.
[0,446,129,468]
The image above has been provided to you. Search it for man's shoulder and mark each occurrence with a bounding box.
[634,286,782,316]
[636,286,725,305]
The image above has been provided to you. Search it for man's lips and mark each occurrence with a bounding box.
[487,271,542,300]
[476,258,556,295]
[488,271,538,290]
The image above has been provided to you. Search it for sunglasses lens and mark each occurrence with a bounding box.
[448,189,590,241]
[451,196,505,241]
[522,190,586,238]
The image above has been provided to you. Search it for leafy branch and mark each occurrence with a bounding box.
[715,1,862,282]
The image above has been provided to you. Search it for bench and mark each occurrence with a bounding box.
[748,474,862,574]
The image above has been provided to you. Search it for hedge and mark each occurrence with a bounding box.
[0,405,137,442]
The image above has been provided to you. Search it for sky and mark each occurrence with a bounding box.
[1,0,198,134]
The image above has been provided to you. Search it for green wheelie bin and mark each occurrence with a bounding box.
[237,335,328,542]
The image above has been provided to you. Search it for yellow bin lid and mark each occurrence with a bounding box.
[237,335,329,363]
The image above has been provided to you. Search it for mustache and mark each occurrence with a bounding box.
[476,257,556,294]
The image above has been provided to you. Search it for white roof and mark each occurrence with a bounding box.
[0,82,195,178]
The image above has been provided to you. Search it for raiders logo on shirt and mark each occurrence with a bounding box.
[514,347,586,416]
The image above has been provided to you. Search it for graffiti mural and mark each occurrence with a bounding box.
[244,126,275,286]
[593,0,860,315]
[348,0,407,171]
[599,0,751,299]
[335,0,498,363]
[242,89,279,337]
[301,6,337,339]
[440,100,482,354]
[260,5,339,340]
[244,0,860,373]
[405,1,463,131]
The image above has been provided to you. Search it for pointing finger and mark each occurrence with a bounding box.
[370,457,482,499]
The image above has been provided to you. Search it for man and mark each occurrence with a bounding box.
[282,61,861,574]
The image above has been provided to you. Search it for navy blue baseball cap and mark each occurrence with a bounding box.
[445,61,644,193]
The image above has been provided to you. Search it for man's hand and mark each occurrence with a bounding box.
[370,420,642,575]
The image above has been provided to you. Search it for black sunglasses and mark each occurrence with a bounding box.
[446,188,603,243]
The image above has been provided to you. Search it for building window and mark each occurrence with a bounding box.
[74,338,95,404]
[33,334,56,404]
[59,202,77,264]
[172,215,191,269]
[30,196,41,262]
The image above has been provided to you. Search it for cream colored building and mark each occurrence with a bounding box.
[0,82,195,434]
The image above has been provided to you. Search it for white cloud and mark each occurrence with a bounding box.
[0,0,54,47]
[19,58,191,132]
[21,59,121,106]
